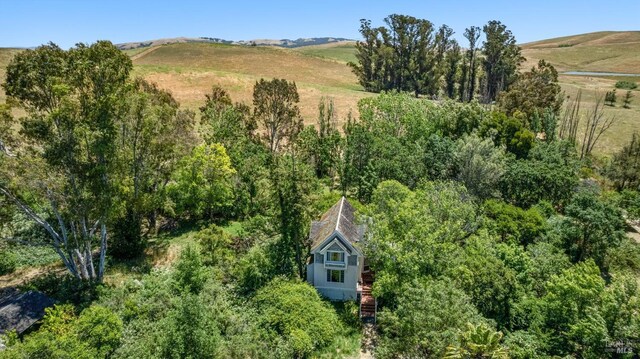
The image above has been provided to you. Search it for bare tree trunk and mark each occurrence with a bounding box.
[580,93,615,160]
[0,185,106,282]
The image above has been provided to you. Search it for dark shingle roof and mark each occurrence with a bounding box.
[309,197,363,250]
[0,290,55,335]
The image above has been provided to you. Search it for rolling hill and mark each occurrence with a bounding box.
[521,31,640,73]
[1,30,639,154]
[129,42,370,122]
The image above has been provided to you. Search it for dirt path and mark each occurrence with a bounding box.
[0,263,65,290]
[359,322,376,359]
[625,219,640,244]
[130,46,161,61]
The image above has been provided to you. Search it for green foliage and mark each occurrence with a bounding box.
[252,78,302,154]
[482,20,524,102]
[503,331,541,358]
[532,260,607,357]
[376,279,486,358]
[298,98,342,179]
[497,59,563,119]
[623,90,633,108]
[453,234,519,329]
[2,41,134,281]
[607,132,640,190]
[110,78,196,258]
[199,86,269,218]
[194,224,234,268]
[444,323,509,359]
[160,292,220,359]
[501,141,579,208]
[605,89,617,106]
[366,180,478,301]
[556,190,625,269]
[454,134,507,199]
[75,306,123,358]
[479,112,535,159]
[0,248,17,275]
[253,278,340,357]
[234,238,278,295]
[173,245,208,294]
[615,80,638,90]
[524,242,572,296]
[167,143,235,220]
[0,304,122,359]
[341,93,487,201]
[348,15,456,96]
[483,199,546,245]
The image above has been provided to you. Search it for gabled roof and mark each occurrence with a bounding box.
[0,289,55,335]
[309,197,364,251]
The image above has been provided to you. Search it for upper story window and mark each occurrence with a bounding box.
[327,251,344,263]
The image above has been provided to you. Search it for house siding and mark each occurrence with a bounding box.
[307,255,360,301]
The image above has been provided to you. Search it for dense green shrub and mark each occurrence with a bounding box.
[194,224,234,267]
[0,249,17,275]
[173,245,208,294]
[0,304,122,359]
[253,278,340,358]
[376,279,487,358]
[615,81,638,90]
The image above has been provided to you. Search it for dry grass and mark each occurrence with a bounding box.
[131,42,371,122]
[556,75,640,156]
[293,41,357,64]
[521,31,640,72]
[1,34,639,154]
[520,32,640,156]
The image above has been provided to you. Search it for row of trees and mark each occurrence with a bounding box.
[349,15,523,103]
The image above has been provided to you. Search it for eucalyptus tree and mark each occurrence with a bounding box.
[1,41,131,281]
[482,21,524,102]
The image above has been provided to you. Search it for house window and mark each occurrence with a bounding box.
[326,269,345,283]
[326,251,344,263]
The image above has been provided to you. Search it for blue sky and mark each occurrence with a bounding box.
[1,0,638,48]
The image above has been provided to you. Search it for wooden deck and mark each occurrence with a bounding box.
[360,271,376,321]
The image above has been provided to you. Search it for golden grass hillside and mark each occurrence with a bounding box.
[521,31,640,73]
[520,32,640,155]
[1,33,639,155]
[131,42,371,123]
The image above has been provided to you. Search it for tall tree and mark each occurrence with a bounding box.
[252,79,302,154]
[482,21,523,103]
[607,132,640,190]
[1,41,131,282]
[252,78,311,279]
[111,79,196,257]
[497,60,563,119]
[444,41,461,99]
[459,26,481,102]
[299,98,341,179]
[350,14,453,97]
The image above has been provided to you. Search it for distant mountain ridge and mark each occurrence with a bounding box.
[116,37,355,50]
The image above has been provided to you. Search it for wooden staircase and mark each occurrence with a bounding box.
[360,271,376,321]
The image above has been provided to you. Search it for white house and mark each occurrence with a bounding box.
[306,197,366,301]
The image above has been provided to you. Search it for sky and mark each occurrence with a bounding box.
[1,0,639,48]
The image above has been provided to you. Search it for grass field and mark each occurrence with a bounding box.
[1,31,639,154]
[519,32,640,155]
[131,42,370,122]
[293,41,358,63]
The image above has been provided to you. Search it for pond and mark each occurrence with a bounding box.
[563,71,640,77]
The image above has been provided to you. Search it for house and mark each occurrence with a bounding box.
[0,288,55,336]
[306,197,367,301]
